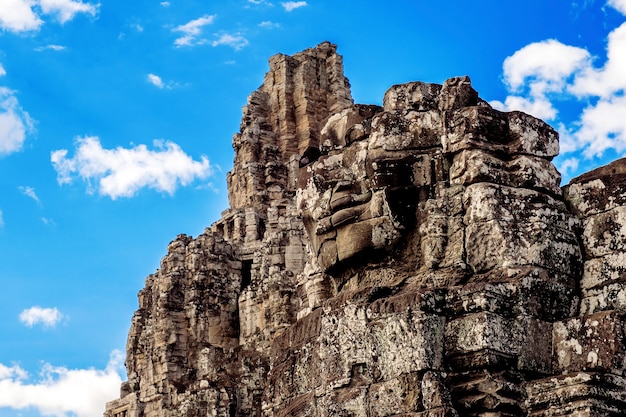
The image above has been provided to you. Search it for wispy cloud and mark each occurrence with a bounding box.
[18,185,41,204]
[281,1,307,11]
[492,3,626,162]
[34,44,67,52]
[0,0,98,32]
[211,33,249,50]
[0,350,123,417]
[51,136,213,199]
[0,209,4,228]
[0,86,36,156]
[41,217,57,226]
[0,64,6,77]
[173,14,216,47]
[19,306,64,328]
[147,73,165,89]
[160,1,170,6]
[248,0,274,5]
[259,20,280,29]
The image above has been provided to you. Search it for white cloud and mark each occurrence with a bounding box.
[34,44,67,51]
[557,157,580,178]
[147,73,164,89]
[0,209,4,228]
[0,0,43,32]
[502,39,590,92]
[0,0,98,32]
[160,1,170,6]
[147,74,178,89]
[495,16,626,161]
[576,94,626,157]
[41,217,57,226]
[281,1,307,11]
[569,22,626,98]
[18,185,41,204]
[494,39,590,121]
[0,363,28,380]
[211,33,248,50]
[0,64,6,77]
[248,0,273,5]
[51,136,213,199]
[490,95,557,121]
[0,350,124,417]
[608,0,626,14]
[0,87,35,156]
[173,14,215,47]
[259,20,280,28]
[39,0,98,24]
[19,306,64,327]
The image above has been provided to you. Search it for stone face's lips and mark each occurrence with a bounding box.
[104,43,626,417]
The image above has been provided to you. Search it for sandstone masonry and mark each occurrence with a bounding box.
[104,42,626,417]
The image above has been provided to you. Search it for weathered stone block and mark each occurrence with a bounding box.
[581,252,626,290]
[371,312,446,380]
[383,81,442,112]
[553,311,626,374]
[463,184,580,275]
[579,282,626,315]
[450,149,561,195]
[446,312,552,373]
[443,107,558,158]
[580,206,626,258]
[368,374,422,417]
[527,372,626,417]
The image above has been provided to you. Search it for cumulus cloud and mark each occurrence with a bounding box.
[38,0,98,24]
[173,14,215,47]
[0,350,124,417]
[0,0,43,32]
[0,87,35,156]
[0,363,28,380]
[51,136,213,199]
[19,306,64,327]
[491,39,590,121]
[281,1,307,11]
[0,0,98,32]
[18,185,41,204]
[211,33,248,50]
[494,6,626,162]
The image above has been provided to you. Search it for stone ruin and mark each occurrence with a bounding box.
[103,42,626,417]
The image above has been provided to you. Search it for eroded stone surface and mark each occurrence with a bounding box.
[104,43,626,417]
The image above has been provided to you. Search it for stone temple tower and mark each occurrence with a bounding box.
[104,42,626,417]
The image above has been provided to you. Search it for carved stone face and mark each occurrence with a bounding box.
[296,81,458,273]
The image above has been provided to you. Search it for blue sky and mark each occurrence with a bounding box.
[0,1,625,416]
